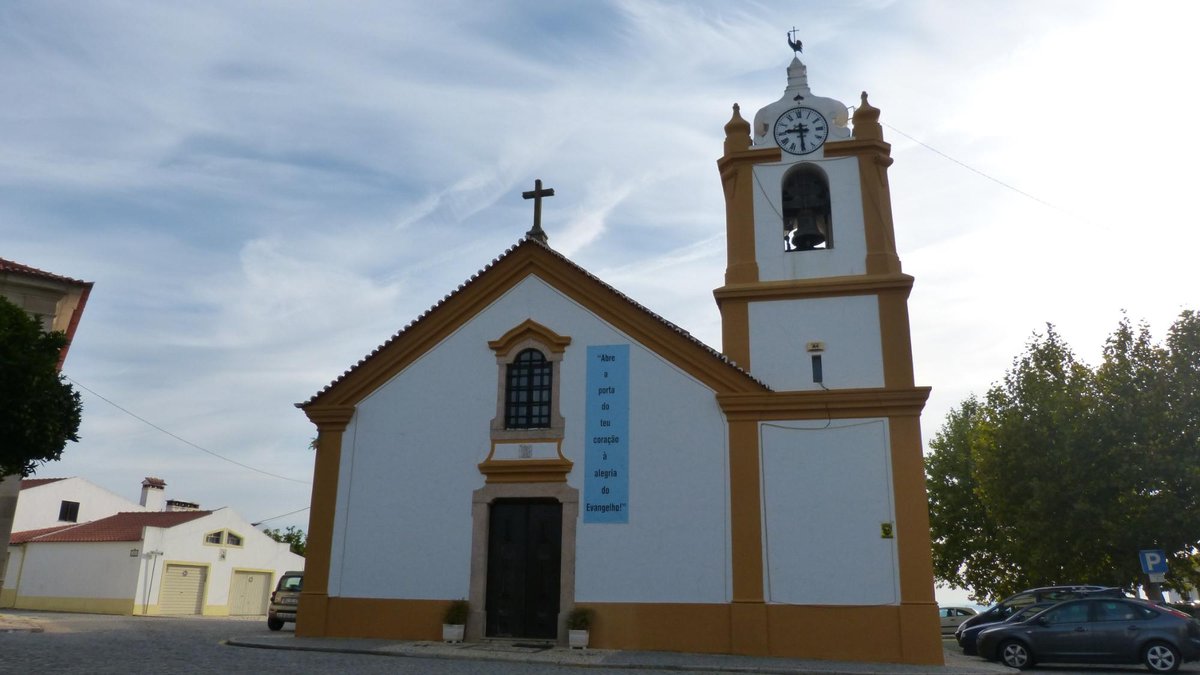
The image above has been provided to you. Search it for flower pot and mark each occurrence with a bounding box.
[568,628,589,649]
[442,623,465,643]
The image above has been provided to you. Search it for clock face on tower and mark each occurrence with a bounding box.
[773,107,829,155]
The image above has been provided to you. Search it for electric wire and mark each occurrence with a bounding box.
[251,506,311,527]
[65,375,311,485]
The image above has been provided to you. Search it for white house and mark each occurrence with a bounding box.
[10,477,149,533]
[1,477,303,615]
[292,48,940,665]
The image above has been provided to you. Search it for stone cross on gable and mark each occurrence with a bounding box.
[522,179,554,244]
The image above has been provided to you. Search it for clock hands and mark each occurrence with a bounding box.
[779,122,812,150]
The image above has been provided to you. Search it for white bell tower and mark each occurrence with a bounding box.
[715,50,911,393]
[712,41,941,664]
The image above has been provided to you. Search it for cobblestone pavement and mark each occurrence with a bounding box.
[3,611,1198,675]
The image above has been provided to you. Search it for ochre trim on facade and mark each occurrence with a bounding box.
[309,597,940,663]
[727,420,763,604]
[718,297,751,369]
[487,319,572,355]
[714,273,913,304]
[823,136,902,277]
[476,458,573,483]
[296,405,354,638]
[716,146,778,285]
[718,387,930,420]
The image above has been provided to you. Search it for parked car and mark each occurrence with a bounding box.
[957,601,1057,655]
[977,597,1200,672]
[939,606,978,636]
[267,571,303,631]
[955,584,1125,653]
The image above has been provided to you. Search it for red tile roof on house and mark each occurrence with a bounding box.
[9,524,77,544]
[19,478,66,490]
[0,258,90,286]
[14,510,212,543]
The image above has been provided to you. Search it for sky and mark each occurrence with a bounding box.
[3,1,1197,608]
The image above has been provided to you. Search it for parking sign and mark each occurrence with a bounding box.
[1139,549,1169,575]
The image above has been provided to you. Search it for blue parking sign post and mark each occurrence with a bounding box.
[1139,549,1169,604]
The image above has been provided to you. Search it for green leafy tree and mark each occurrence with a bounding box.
[0,296,82,476]
[927,313,1200,602]
[264,525,306,557]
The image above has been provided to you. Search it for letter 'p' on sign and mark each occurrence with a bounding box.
[1139,549,1168,575]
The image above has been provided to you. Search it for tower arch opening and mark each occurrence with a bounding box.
[782,163,832,251]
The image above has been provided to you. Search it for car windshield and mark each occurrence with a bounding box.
[1008,603,1054,623]
[280,575,302,591]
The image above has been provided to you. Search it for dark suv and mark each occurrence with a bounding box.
[267,571,303,631]
[955,585,1126,654]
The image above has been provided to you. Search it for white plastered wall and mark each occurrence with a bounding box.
[748,295,883,391]
[13,477,146,532]
[751,157,866,282]
[15,541,141,602]
[329,275,731,604]
[140,508,304,611]
[759,418,899,605]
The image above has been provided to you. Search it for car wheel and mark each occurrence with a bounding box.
[999,640,1034,670]
[1143,641,1181,673]
[267,616,284,631]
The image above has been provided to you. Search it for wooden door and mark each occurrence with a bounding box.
[486,499,561,639]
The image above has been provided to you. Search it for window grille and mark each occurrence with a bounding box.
[505,348,552,429]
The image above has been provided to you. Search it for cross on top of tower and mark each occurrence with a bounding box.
[522,178,554,244]
[787,27,802,55]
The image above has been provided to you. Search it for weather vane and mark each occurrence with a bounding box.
[788,26,802,54]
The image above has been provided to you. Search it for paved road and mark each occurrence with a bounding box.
[0,612,722,675]
[3,611,1199,674]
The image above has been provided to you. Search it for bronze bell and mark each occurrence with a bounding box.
[787,215,826,251]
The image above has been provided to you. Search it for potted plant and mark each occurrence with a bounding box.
[442,599,468,643]
[566,606,593,649]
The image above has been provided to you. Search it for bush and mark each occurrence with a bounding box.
[566,607,593,631]
[443,599,469,625]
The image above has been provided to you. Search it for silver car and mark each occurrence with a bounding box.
[978,597,1200,672]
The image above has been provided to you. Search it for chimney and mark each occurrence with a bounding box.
[165,499,200,512]
[140,477,166,511]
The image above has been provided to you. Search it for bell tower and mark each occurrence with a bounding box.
[712,41,941,664]
[715,50,911,393]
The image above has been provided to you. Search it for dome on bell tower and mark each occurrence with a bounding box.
[751,54,851,155]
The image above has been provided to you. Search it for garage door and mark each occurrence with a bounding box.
[228,571,270,616]
[160,564,207,615]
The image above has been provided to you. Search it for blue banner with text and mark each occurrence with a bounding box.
[584,344,630,523]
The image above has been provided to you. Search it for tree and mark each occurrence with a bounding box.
[0,296,82,477]
[926,313,1200,602]
[264,525,306,557]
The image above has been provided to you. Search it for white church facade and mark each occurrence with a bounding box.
[296,49,942,665]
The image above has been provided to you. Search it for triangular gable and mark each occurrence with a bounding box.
[300,238,768,411]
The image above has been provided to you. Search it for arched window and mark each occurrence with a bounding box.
[782,164,832,251]
[505,348,552,429]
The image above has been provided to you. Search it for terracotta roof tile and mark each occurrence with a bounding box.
[19,478,66,490]
[18,510,212,543]
[9,524,77,544]
[0,258,89,286]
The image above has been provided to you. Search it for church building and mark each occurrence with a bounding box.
[296,45,941,665]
